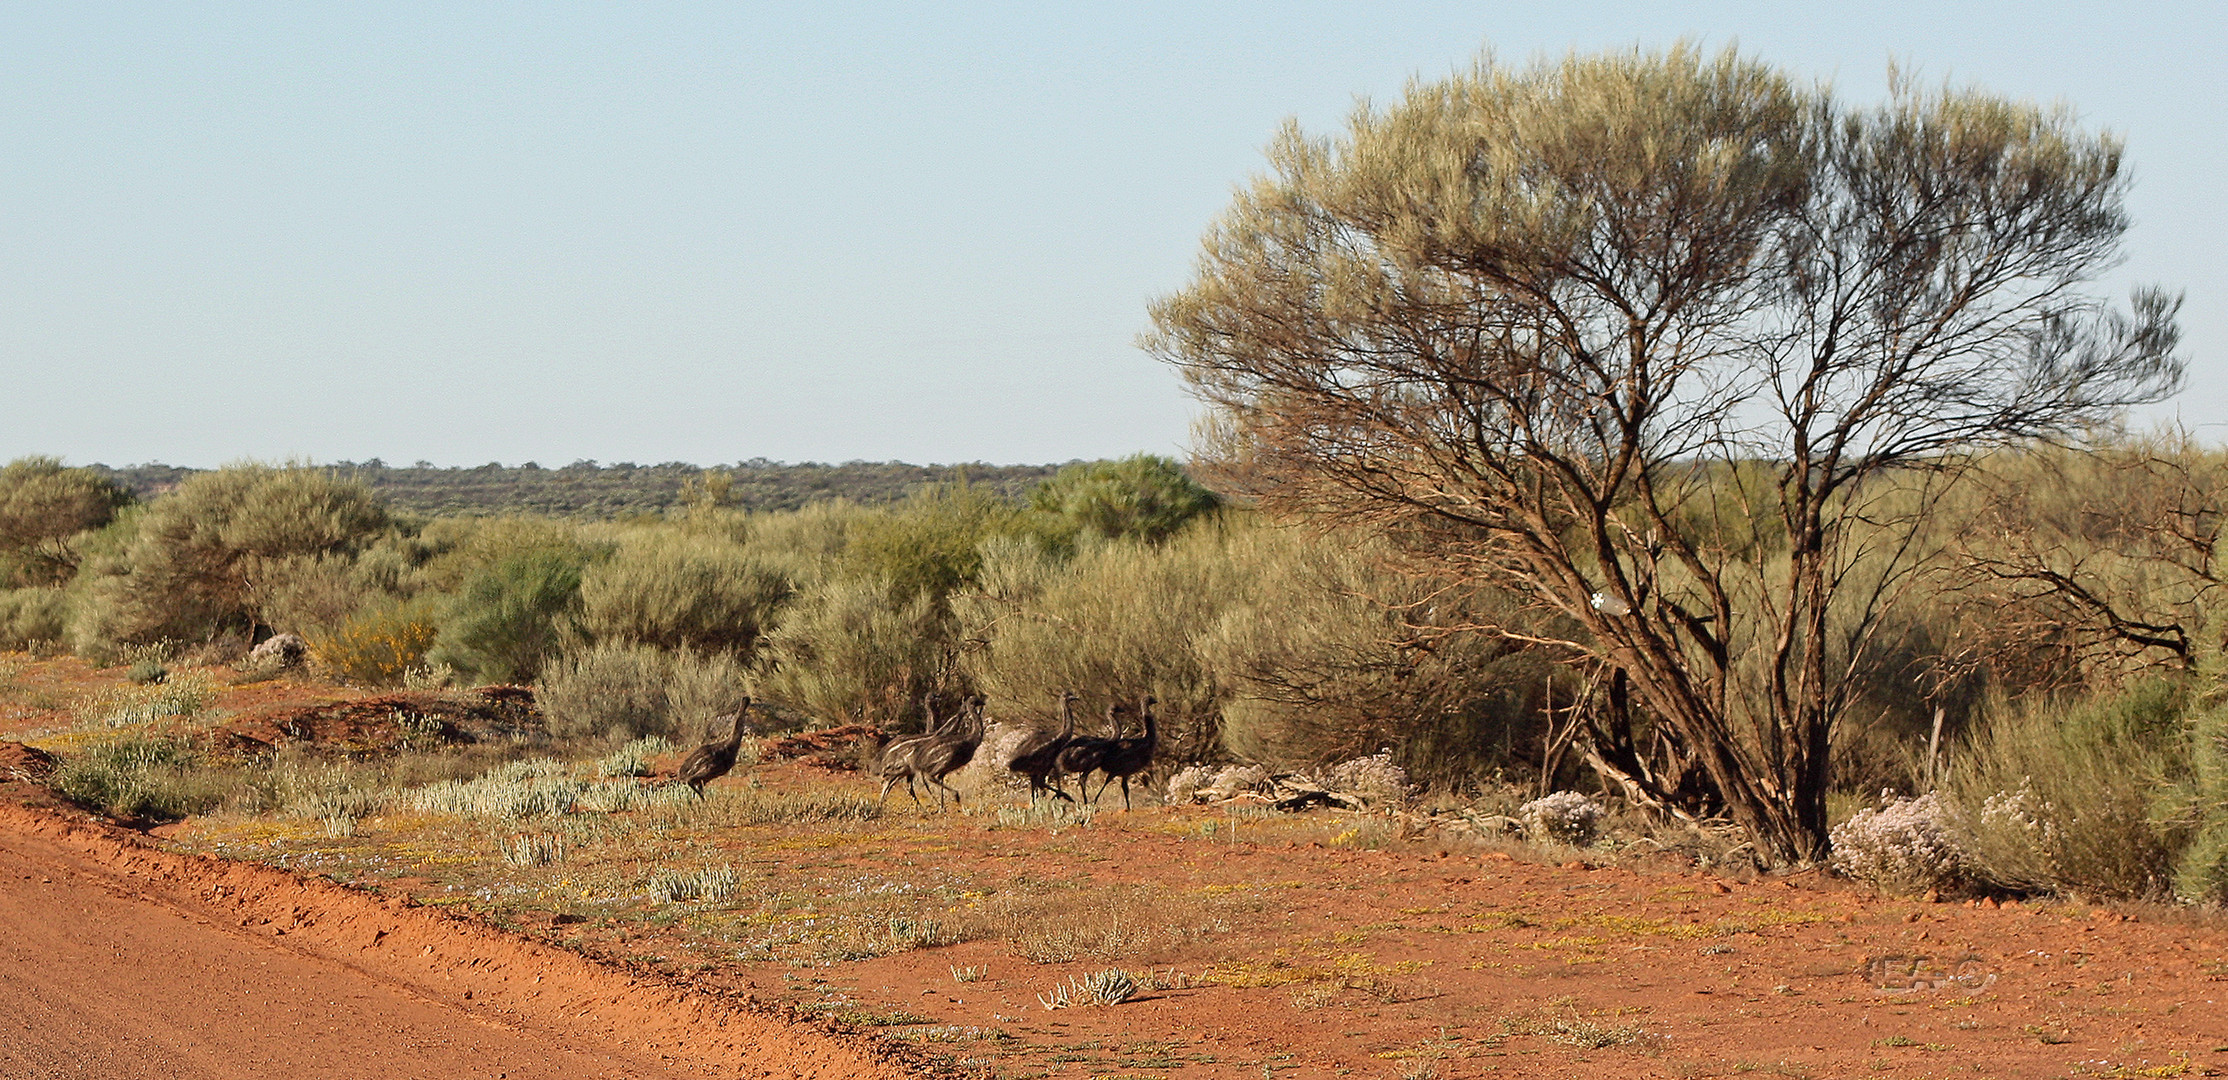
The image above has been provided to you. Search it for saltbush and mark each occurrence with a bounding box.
[843,483,1027,608]
[51,736,224,820]
[1944,679,2190,899]
[757,575,946,728]
[578,534,791,656]
[70,465,387,654]
[537,641,751,741]
[0,587,69,649]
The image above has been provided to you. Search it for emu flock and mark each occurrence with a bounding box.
[874,689,1160,811]
[671,690,1162,811]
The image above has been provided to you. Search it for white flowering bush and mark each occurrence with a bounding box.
[1321,750,1412,806]
[1830,792,1971,895]
[1519,791,1604,846]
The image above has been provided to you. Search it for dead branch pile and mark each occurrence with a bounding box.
[756,724,885,771]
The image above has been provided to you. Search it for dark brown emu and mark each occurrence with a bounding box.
[877,693,984,810]
[1090,694,1158,810]
[1053,700,1127,803]
[1005,689,1079,801]
[676,698,755,796]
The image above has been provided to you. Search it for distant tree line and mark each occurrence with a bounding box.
[87,459,1065,519]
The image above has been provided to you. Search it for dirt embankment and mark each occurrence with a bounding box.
[0,790,930,1080]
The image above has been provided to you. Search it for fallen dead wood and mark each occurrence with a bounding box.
[757,724,885,771]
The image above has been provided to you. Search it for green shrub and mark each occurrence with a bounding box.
[50,736,224,820]
[757,575,947,728]
[957,518,1551,774]
[2164,698,2228,903]
[957,530,1233,761]
[0,457,131,587]
[312,597,442,686]
[844,484,1026,608]
[1196,527,1551,780]
[407,516,600,593]
[69,465,387,655]
[252,552,385,641]
[738,499,866,581]
[1944,679,2193,899]
[538,641,751,741]
[0,587,69,649]
[429,547,590,684]
[578,534,791,656]
[1027,454,1221,545]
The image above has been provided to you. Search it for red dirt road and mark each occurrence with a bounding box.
[0,799,920,1080]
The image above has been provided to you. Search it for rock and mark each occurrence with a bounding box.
[249,633,308,667]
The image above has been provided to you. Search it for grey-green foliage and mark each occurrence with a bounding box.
[51,735,224,821]
[578,533,791,656]
[70,465,388,656]
[1196,527,1551,782]
[407,758,583,819]
[0,456,130,587]
[758,574,947,728]
[2163,695,2228,903]
[1027,454,1221,545]
[843,483,1026,610]
[538,641,752,741]
[960,518,1552,779]
[407,516,598,594]
[1147,43,2183,865]
[1945,679,2193,899]
[429,545,593,684]
[0,587,69,649]
[252,551,391,641]
[956,527,1243,763]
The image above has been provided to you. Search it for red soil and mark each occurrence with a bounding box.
[8,655,2228,1077]
[0,788,927,1079]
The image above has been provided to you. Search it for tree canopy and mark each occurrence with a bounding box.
[1147,44,2183,863]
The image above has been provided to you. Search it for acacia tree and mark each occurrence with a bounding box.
[0,457,130,586]
[1147,46,2183,863]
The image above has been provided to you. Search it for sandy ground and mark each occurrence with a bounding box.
[0,793,923,1080]
[11,656,2228,1078]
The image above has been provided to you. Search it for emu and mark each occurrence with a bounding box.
[1053,700,1127,802]
[876,694,984,810]
[676,698,755,796]
[1005,689,1079,801]
[915,695,987,808]
[874,693,956,807]
[1089,694,1158,810]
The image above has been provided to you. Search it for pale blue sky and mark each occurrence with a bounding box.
[1,2,2219,467]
